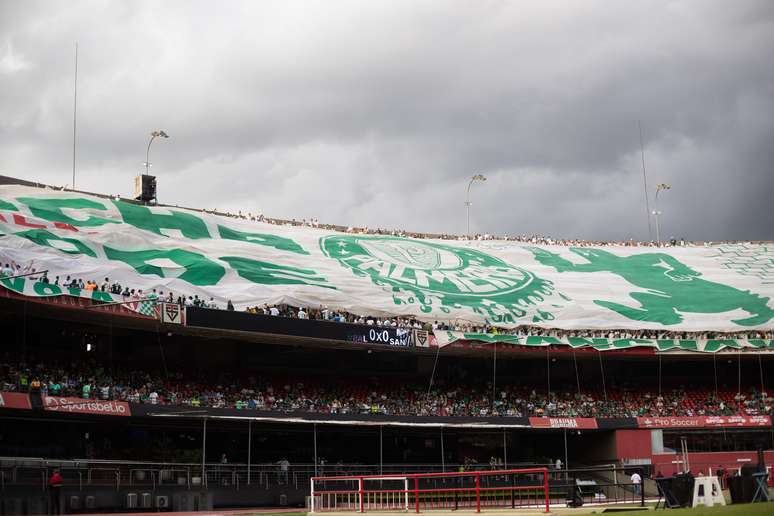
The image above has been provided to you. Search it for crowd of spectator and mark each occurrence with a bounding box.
[244,302,773,341]
[204,206,762,248]
[2,358,771,419]
[35,180,764,247]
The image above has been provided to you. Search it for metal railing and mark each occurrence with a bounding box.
[0,456,652,511]
[0,457,550,493]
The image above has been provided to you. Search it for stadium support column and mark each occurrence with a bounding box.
[247,420,252,485]
[492,344,498,409]
[379,426,383,476]
[563,429,569,481]
[440,428,445,472]
[202,418,207,487]
[313,424,318,477]
[502,428,508,468]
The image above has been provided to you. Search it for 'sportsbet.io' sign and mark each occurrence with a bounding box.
[43,396,131,416]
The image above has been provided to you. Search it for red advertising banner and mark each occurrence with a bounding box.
[43,396,131,416]
[637,415,771,429]
[529,417,599,429]
[0,391,32,410]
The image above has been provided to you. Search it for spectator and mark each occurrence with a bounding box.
[716,465,725,488]
[631,471,642,496]
[48,469,63,515]
[278,458,290,484]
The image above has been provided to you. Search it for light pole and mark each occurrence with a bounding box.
[144,130,169,175]
[465,174,487,238]
[652,209,662,245]
[653,183,671,245]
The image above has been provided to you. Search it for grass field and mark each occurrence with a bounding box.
[585,502,774,515]
[260,501,774,516]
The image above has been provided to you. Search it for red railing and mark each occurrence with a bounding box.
[311,468,550,513]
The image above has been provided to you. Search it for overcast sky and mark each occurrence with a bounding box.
[1,0,772,242]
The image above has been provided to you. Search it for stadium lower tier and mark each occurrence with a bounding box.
[1,305,774,512]
[1,411,773,512]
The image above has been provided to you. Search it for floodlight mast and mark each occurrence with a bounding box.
[144,130,169,175]
[465,174,487,238]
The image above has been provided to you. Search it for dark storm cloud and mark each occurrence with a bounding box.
[0,0,772,241]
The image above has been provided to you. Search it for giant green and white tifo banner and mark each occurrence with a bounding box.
[0,185,773,332]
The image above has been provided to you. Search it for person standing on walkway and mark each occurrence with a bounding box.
[48,469,63,515]
[630,471,642,496]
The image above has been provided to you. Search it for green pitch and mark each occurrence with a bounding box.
[588,502,774,515]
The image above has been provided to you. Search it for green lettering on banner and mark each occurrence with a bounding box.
[463,333,522,345]
[114,201,210,239]
[0,199,18,211]
[566,337,610,348]
[90,290,113,302]
[432,332,773,354]
[218,225,309,255]
[15,229,97,257]
[612,338,654,349]
[0,276,25,293]
[104,247,225,286]
[221,256,333,289]
[33,282,62,296]
[704,339,740,353]
[18,197,116,227]
[656,340,681,351]
[490,334,522,345]
[590,340,613,351]
[524,336,561,346]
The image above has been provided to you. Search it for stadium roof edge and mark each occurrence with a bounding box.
[145,412,533,429]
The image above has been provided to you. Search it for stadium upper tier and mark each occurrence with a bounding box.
[0,181,773,332]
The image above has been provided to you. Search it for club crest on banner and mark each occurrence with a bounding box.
[161,302,184,324]
[321,235,563,324]
[414,329,429,347]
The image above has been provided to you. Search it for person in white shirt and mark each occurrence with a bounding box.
[278,458,290,484]
[297,308,307,319]
[630,472,642,495]
[149,391,159,405]
[269,306,280,316]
